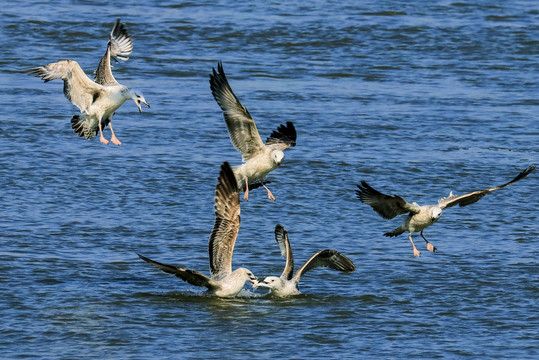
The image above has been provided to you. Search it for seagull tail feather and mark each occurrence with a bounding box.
[70,114,96,140]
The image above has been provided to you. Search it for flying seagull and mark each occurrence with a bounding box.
[355,165,535,256]
[209,61,297,201]
[138,162,258,298]
[254,224,355,297]
[25,19,149,145]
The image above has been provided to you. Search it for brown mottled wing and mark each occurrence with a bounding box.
[356,181,420,219]
[137,253,218,290]
[293,249,356,283]
[25,60,103,112]
[209,62,266,161]
[209,162,241,280]
[266,122,297,151]
[95,19,133,86]
[274,224,294,281]
[438,165,535,209]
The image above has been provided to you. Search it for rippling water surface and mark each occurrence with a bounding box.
[1,1,537,359]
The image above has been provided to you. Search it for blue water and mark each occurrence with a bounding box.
[1,1,538,359]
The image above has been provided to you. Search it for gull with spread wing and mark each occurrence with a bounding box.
[356,165,535,256]
[138,162,258,298]
[254,224,355,297]
[26,19,149,145]
[209,62,296,201]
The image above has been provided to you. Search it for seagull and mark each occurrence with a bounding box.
[209,61,297,201]
[25,19,149,145]
[253,224,356,297]
[355,165,535,256]
[138,162,258,298]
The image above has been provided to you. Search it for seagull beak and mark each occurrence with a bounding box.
[136,100,150,113]
[253,280,270,288]
[249,276,258,284]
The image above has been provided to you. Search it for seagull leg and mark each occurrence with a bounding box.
[262,183,276,201]
[420,231,437,252]
[109,122,122,146]
[409,233,421,257]
[243,177,249,201]
[98,121,109,145]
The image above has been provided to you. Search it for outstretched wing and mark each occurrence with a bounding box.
[208,162,241,280]
[438,165,535,209]
[137,253,218,290]
[95,19,133,86]
[274,224,294,280]
[209,62,266,161]
[25,60,103,112]
[356,181,420,219]
[266,122,297,150]
[293,249,356,283]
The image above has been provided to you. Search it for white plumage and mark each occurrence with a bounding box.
[356,165,535,256]
[209,62,297,201]
[26,19,149,145]
[254,224,355,297]
[138,162,258,298]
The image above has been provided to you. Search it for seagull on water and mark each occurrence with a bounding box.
[355,165,535,256]
[254,224,356,297]
[25,19,149,145]
[209,62,297,201]
[138,162,258,298]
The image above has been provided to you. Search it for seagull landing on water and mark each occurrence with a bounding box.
[209,62,297,201]
[25,19,149,145]
[355,165,535,257]
[138,162,258,298]
[253,224,355,297]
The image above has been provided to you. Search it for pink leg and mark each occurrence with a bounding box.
[262,183,275,201]
[409,233,421,257]
[420,231,437,252]
[109,123,122,146]
[243,177,249,201]
[98,121,109,145]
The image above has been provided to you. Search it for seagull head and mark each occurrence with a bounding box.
[237,268,258,284]
[271,150,285,167]
[430,207,443,222]
[253,276,282,290]
[130,90,150,112]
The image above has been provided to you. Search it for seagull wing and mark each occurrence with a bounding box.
[356,181,420,219]
[438,165,535,209]
[274,224,294,281]
[95,19,133,86]
[108,18,133,62]
[209,62,266,161]
[266,122,297,151]
[293,249,356,283]
[137,253,218,290]
[26,60,103,112]
[209,162,241,280]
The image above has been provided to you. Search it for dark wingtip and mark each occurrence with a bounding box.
[137,253,150,262]
[266,121,297,147]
